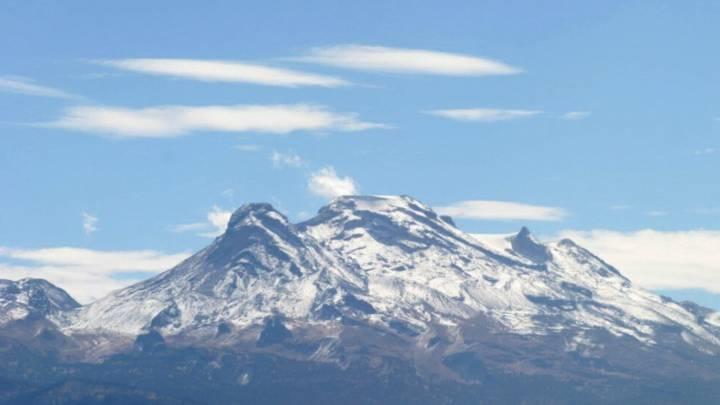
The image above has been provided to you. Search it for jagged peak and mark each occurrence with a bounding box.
[510,226,552,263]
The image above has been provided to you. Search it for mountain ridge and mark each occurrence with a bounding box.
[2,194,720,403]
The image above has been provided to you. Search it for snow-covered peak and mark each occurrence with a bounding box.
[510,226,552,263]
[0,278,79,325]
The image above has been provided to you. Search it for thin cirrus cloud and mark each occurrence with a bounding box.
[296,44,521,76]
[557,229,720,294]
[47,104,387,137]
[174,206,232,238]
[95,58,349,87]
[0,246,189,303]
[435,200,568,221]
[426,108,541,122]
[561,111,592,120]
[0,76,79,99]
[307,166,358,199]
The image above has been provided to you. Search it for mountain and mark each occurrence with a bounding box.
[0,278,79,325]
[2,195,720,404]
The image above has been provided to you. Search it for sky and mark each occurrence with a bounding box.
[0,0,719,305]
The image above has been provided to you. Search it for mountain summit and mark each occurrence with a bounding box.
[3,195,720,403]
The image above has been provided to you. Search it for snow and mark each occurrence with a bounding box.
[44,195,720,353]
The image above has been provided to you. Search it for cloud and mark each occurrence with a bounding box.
[308,166,358,199]
[81,212,98,235]
[694,148,716,155]
[645,210,668,217]
[556,229,720,294]
[0,76,79,99]
[174,206,232,238]
[97,58,349,87]
[297,45,521,76]
[0,247,189,303]
[48,104,387,137]
[426,108,541,122]
[435,200,567,221]
[235,144,262,152]
[561,111,591,120]
[271,150,305,168]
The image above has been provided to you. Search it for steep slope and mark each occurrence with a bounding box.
[66,203,366,336]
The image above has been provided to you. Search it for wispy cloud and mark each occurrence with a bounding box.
[96,58,349,87]
[235,144,262,152]
[561,111,591,120]
[0,76,79,99]
[271,150,305,168]
[308,166,358,199]
[694,148,716,155]
[0,247,189,303]
[47,104,387,137]
[426,108,541,122]
[557,229,720,293]
[645,210,668,217]
[81,212,98,235]
[435,200,567,221]
[296,45,521,76]
[174,206,232,238]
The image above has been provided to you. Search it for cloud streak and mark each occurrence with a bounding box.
[97,58,349,87]
[297,45,521,76]
[174,206,232,238]
[427,108,541,122]
[561,111,591,120]
[47,104,386,137]
[0,247,189,303]
[308,166,358,199]
[435,200,567,221]
[0,76,79,99]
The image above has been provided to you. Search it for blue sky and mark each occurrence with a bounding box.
[1,0,719,305]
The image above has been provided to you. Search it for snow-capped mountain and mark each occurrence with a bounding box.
[62,195,720,354]
[4,195,720,403]
[0,278,79,325]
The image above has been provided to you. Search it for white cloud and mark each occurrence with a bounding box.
[308,166,358,199]
[271,150,305,168]
[646,210,668,217]
[0,247,189,303]
[435,200,567,221]
[561,111,591,120]
[81,212,98,235]
[556,229,720,293]
[48,104,386,137]
[426,108,541,122]
[0,76,79,99]
[297,45,521,76]
[97,58,349,87]
[174,206,232,238]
